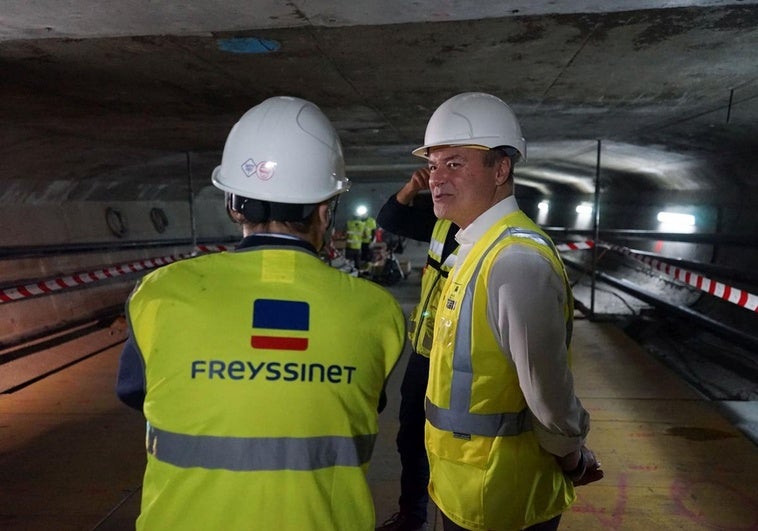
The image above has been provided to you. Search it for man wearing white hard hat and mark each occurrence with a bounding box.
[117,96,405,531]
[418,93,602,531]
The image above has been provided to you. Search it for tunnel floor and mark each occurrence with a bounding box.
[0,277,756,530]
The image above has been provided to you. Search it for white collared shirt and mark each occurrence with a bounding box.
[452,196,589,456]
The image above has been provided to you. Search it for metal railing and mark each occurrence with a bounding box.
[563,255,758,354]
[0,236,237,260]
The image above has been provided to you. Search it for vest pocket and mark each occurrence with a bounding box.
[427,427,494,470]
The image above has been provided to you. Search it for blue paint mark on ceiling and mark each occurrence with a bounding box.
[216,37,281,54]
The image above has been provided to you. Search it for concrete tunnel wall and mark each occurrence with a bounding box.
[0,183,234,345]
[0,179,422,346]
[1,178,757,348]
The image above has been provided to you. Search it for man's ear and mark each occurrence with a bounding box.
[495,156,512,186]
[317,202,331,230]
[228,208,247,224]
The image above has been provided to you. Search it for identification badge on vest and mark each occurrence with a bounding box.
[445,282,462,311]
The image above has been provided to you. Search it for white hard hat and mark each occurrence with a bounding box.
[212,96,350,203]
[412,92,526,162]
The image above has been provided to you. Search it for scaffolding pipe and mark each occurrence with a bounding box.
[187,151,198,248]
[590,139,601,318]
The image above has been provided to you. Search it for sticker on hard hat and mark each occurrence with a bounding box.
[240,158,277,180]
[241,158,257,177]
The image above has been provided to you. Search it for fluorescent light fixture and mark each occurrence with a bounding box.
[657,211,695,227]
[538,200,550,212]
[575,202,593,215]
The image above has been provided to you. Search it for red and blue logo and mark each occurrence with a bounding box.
[251,298,310,351]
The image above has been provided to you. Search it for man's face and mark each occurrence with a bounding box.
[427,146,508,228]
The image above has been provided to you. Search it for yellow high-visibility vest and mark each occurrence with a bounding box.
[407,219,457,357]
[346,219,365,250]
[362,216,377,243]
[128,244,405,531]
[426,210,575,531]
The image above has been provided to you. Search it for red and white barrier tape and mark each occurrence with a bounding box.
[600,243,758,313]
[7,239,754,313]
[554,239,757,312]
[0,246,232,304]
[556,241,595,252]
[195,244,232,253]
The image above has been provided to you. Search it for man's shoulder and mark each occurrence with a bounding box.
[131,252,221,294]
[343,273,403,306]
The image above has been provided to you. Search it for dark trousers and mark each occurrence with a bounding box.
[396,350,430,522]
[345,247,361,269]
[441,512,562,531]
[361,242,373,263]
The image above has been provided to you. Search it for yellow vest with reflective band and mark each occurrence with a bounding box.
[408,219,458,357]
[362,216,377,244]
[426,210,575,531]
[346,219,365,250]
[128,244,405,531]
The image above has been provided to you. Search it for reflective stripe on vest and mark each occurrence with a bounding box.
[362,217,376,243]
[346,220,364,249]
[426,227,565,438]
[428,237,444,263]
[427,222,457,273]
[409,220,457,355]
[147,423,376,471]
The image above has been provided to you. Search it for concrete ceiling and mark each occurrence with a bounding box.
[1,0,757,201]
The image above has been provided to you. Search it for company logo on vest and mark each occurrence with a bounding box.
[251,298,310,351]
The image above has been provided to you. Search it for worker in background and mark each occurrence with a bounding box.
[361,210,378,265]
[116,96,406,531]
[375,168,458,531]
[418,92,602,531]
[346,213,366,270]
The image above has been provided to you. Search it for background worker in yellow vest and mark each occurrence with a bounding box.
[346,214,366,269]
[361,211,377,264]
[416,92,603,531]
[375,168,458,531]
[116,96,406,531]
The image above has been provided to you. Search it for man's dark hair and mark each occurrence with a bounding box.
[483,146,517,180]
[229,194,317,228]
